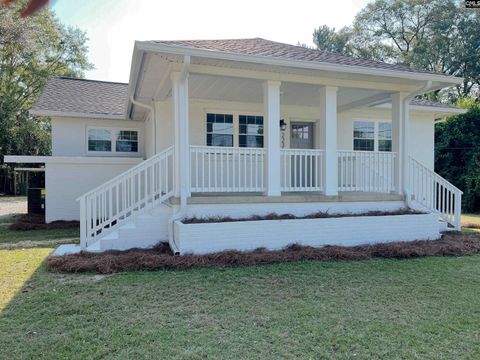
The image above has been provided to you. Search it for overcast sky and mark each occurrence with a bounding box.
[53,0,369,83]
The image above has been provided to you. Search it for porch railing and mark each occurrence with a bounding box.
[280,149,324,192]
[337,150,396,193]
[77,146,174,248]
[407,156,462,230]
[190,145,265,192]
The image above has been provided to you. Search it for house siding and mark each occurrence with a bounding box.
[51,116,146,158]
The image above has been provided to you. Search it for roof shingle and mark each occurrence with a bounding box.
[31,77,128,117]
[151,38,439,76]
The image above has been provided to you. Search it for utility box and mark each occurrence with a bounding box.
[28,188,45,215]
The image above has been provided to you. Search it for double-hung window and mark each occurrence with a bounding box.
[88,129,112,152]
[206,113,234,147]
[378,122,392,152]
[353,121,375,151]
[87,128,139,154]
[353,121,392,152]
[239,115,264,148]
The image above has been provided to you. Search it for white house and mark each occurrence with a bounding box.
[5,38,466,255]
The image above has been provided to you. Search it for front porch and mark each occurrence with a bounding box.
[189,145,397,195]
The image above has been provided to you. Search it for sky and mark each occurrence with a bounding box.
[52,0,369,83]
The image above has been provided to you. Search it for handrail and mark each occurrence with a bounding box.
[78,146,175,249]
[407,156,462,230]
[77,146,174,201]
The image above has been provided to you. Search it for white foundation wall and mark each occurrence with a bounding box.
[45,160,142,222]
[174,213,440,255]
[153,98,435,169]
[51,116,146,158]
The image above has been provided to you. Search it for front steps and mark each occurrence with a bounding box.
[85,204,172,252]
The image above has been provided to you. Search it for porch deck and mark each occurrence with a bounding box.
[170,191,404,205]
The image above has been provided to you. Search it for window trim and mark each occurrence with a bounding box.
[86,126,141,155]
[352,119,392,152]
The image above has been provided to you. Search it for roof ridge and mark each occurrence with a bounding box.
[54,76,128,86]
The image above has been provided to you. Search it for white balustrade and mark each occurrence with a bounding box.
[407,156,462,230]
[280,149,324,192]
[78,146,174,248]
[190,145,265,193]
[337,150,396,193]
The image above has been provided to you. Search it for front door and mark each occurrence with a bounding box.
[290,122,315,188]
[290,123,314,149]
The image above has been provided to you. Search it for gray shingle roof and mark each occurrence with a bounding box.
[31,77,458,118]
[151,38,439,76]
[410,98,457,109]
[31,77,128,117]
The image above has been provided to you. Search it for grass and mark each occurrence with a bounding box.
[462,213,480,232]
[0,214,79,249]
[1,250,480,357]
[1,214,480,358]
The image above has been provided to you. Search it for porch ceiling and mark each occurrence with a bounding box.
[131,53,391,120]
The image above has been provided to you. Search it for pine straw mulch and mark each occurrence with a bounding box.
[182,209,421,224]
[8,214,79,231]
[47,232,480,274]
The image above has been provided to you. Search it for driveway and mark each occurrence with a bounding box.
[0,197,27,217]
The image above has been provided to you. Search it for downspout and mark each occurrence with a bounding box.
[402,80,432,205]
[129,95,157,155]
[168,55,191,255]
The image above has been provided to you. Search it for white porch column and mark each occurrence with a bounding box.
[171,72,190,198]
[318,86,338,196]
[263,80,282,196]
[391,92,409,195]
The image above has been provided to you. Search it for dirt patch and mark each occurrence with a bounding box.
[8,214,79,231]
[47,232,480,274]
[182,209,423,224]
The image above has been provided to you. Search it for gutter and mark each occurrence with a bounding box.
[168,55,191,255]
[129,95,157,154]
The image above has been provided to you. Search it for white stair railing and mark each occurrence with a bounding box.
[407,156,462,230]
[190,145,265,193]
[337,150,396,193]
[281,149,324,192]
[78,146,174,249]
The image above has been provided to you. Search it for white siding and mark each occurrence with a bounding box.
[154,99,436,169]
[51,116,146,158]
[45,160,141,222]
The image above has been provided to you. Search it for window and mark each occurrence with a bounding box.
[206,113,233,147]
[88,129,112,152]
[116,130,138,153]
[87,128,139,153]
[378,122,392,152]
[239,115,264,148]
[353,121,374,151]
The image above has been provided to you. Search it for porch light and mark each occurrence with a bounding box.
[279,119,287,131]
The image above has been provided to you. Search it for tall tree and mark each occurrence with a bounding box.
[0,3,92,160]
[312,0,480,99]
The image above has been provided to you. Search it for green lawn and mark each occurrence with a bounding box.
[0,214,79,249]
[1,225,480,359]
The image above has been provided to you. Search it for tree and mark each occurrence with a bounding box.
[435,100,480,211]
[0,3,92,161]
[312,0,480,99]
[313,25,352,55]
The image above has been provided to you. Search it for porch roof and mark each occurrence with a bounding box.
[150,38,437,76]
[29,77,465,120]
